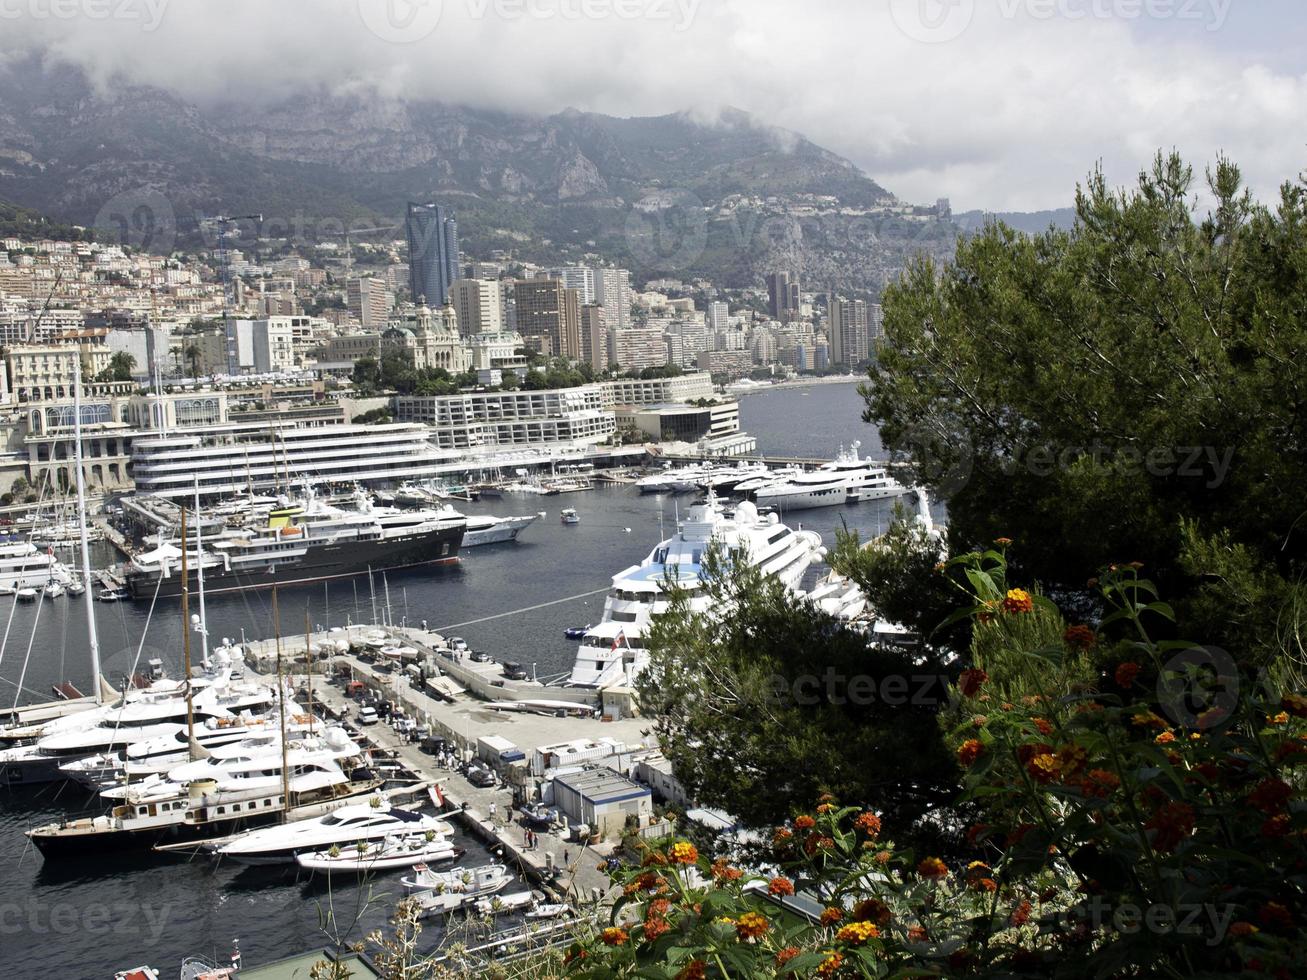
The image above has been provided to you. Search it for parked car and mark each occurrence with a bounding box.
[420,735,448,756]
[450,637,469,652]
[357,706,379,726]
[469,650,493,663]
[502,662,528,681]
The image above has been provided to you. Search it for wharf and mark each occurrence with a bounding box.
[240,625,652,905]
[93,516,133,558]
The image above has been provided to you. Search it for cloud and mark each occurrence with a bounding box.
[0,0,1303,210]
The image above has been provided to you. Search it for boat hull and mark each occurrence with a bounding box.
[126,525,464,599]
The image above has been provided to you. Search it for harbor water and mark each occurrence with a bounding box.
[0,381,901,976]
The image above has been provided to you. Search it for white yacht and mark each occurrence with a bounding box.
[0,540,72,592]
[753,443,906,512]
[296,833,462,873]
[635,464,712,495]
[425,505,539,547]
[567,494,823,688]
[404,863,514,915]
[211,803,451,865]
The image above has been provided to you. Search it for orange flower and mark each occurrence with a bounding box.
[1056,743,1088,776]
[1154,731,1176,745]
[1026,752,1059,784]
[1010,899,1033,927]
[959,668,988,697]
[1228,921,1259,939]
[668,841,698,865]
[957,738,984,767]
[817,952,844,977]
[1132,710,1169,730]
[710,858,743,882]
[775,947,800,968]
[820,906,843,926]
[675,960,707,980]
[601,926,629,946]
[794,814,816,830]
[994,537,1013,546]
[768,876,795,897]
[1002,588,1034,614]
[907,925,928,942]
[1144,801,1196,852]
[1062,624,1096,650]
[642,916,670,941]
[773,827,793,844]
[1114,662,1141,687]
[735,911,768,940]
[1081,769,1120,798]
[917,856,948,880]
[1032,717,1054,736]
[852,899,891,925]
[854,811,882,836]
[965,860,996,891]
[816,802,836,814]
[835,921,879,945]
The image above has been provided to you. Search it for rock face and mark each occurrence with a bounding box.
[0,58,954,293]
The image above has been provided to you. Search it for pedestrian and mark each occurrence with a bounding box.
[489,802,497,824]
[563,848,570,866]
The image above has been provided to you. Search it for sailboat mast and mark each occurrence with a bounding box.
[193,477,209,666]
[70,356,102,703]
[180,506,195,745]
[272,583,291,820]
[304,609,315,735]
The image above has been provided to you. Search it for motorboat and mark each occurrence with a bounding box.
[295,833,462,873]
[525,902,573,920]
[560,508,580,525]
[405,863,514,915]
[211,803,450,865]
[752,442,906,512]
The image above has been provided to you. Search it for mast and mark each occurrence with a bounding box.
[193,477,209,667]
[71,356,102,703]
[272,583,291,820]
[180,506,196,752]
[304,609,315,735]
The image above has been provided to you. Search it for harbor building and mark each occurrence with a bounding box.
[615,400,752,454]
[550,766,652,839]
[599,371,714,408]
[393,384,616,452]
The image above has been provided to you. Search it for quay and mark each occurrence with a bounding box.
[240,625,658,906]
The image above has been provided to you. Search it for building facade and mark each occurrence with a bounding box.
[394,384,616,451]
[514,278,581,359]
[450,278,504,337]
[405,202,459,307]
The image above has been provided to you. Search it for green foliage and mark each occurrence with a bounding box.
[96,350,135,382]
[351,407,392,425]
[636,545,960,844]
[865,153,1307,666]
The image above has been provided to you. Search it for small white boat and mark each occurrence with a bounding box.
[44,582,66,599]
[474,890,538,916]
[114,968,161,980]
[405,863,513,915]
[16,588,38,602]
[295,834,463,873]
[66,578,86,596]
[525,902,573,920]
[97,588,125,602]
[560,508,580,525]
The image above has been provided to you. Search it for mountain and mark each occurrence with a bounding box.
[0,58,957,294]
[952,208,1077,235]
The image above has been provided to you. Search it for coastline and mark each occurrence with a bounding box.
[726,375,865,396]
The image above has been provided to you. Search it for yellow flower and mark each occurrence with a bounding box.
[1268,711,1290,725]
[1001,588,1034,614]
[835,920,880,945]
[668,841,699,865]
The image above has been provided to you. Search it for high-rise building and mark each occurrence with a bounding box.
[868,302,885,343]
[828,296,870,365]
[549,267,596,305]
[224,317,296,375]
[450,278,504,337]
[766,271,801,321]
[513,277,581,359]
[609,326,668,373]
[707,301,730,333]
[347,276,392,328]
[405,202,460,307]
[591,266,631,330]
[580,304,608,372]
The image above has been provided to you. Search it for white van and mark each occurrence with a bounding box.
[357,706,379,725]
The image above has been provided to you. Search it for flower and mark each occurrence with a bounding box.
[1155,731,1177,745]
[957,738,984,767]
[1056,743,1088,776]
[794,814,816,830]
[959,668,989,697]
[873,849,893,864]
[1002,588,1034,614]
[1010,899,1033,927]
[1032,717,1054,736]
[1228,922,1259,939]
[1132,710,1169,730]
[917,856,948,880]
[1261,814,1290,838]
[1062,624,1096,650]
[1258,901,1293,930]
[1267,711,1290,725]
[907,925,928,942]
[1282,693,1307,718]
[820,906,843,926]
[835,921,880,945]
[601,927,629,946]
[735,911,768,940]
[710,859,743,882]
[994,537,1013,546]
[773,827,793,844]
[852,899,891,925]
[668,841,698,865]
[965,861,997,891]
[768,876,795,897]
[675,960,707,980]
[1247,778,1293,814]
[1081,769,1121,797]
[776,947,800,969]
[1114,662,1141,687]
[642,916,670,941]
[1144,801,1196,852]
[1026,752,1059,783]
[854,811,882,836]
[816,952,844,977]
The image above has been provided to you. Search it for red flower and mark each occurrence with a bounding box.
[1144,801,1196,853]
[775,947,800,968]
[1114,662,1141,687]
[907,925,928,942]
[1002,589,1034,614]
[1032,717,1054,736]
[794,814,816,830]
[957,738,984,767]
[642,916,670,941]
[1258,901,1293,930]
[854,811,882,836]
[1062,624,1096,650]
[1247,778,1294,814]
[1080,769,1120,798]
[917,856,948,880]
[959,668,989,697]
[1010,899,1033,927]
[768,876,795,897]
[675,960,707,980]
[820,906,843,926]
[852,899,891,924]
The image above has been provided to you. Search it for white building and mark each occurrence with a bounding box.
[225,317,297,375]
[394,384,616,452]
[600,372,714,408]
[548,266,596,305]
[707,301,730,333]
[450,278,504,337]
[592,266,631,329]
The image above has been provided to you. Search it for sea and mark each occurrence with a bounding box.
[0,380,898,977]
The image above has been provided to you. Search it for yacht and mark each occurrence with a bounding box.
[635,464,712,495]
[404,863,514,915]
[0,540,71,592]
[210,803,450,865]
[752,443,906,512]
[125,488,465,598]
[425,505,539,547]
[566,494,822,688]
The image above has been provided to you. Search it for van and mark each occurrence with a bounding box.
[357,706,379,726]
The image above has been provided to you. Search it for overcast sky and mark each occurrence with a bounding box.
[3,0,1304,210]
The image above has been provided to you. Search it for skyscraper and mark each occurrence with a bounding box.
[591,265,631,329]
[514,277,581,359]
[405,202,460,307]
[829,295,870,365]
[766,271,801,321]
[450,278,504,337]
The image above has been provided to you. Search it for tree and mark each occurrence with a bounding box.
[351,356,381,394]
[864,153,1307,673]
[636,545,960,843]
[183,343,202,379]
[97,351,135,382]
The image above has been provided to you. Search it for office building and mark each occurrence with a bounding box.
[514,278,581,359]
[347,276,392,328]
[580,304,608,372]
[405,202,460,307]
[592,266,631,329]
[766,271,801,321]
[450,278,504,337]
